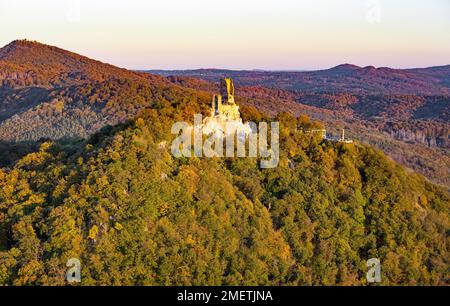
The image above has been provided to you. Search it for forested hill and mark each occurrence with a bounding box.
[0,40,202,142]
[0,101,448,285]
[0,39,163,87]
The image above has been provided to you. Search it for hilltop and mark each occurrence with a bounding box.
[0,40,148,87]
[161,75,450,188]
[0,96,448,285]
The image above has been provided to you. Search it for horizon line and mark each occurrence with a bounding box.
[2,39,449,72]
[135,63,450,72]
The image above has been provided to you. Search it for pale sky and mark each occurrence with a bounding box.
[0,0,449,70]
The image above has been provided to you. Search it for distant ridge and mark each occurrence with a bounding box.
[147,63,450,95]
[327,63,361,71]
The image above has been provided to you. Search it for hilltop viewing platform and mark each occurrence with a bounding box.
[304,128,353,143]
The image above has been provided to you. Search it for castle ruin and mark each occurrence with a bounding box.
[211,78,241,120]
[203,78,251,135]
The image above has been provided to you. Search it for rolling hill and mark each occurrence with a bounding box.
[0,40,210,142]
[148,64,450,95]
[0,39,155,87]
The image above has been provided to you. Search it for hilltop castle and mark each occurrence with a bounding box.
[211,78,241,120]
[203,78,251,135]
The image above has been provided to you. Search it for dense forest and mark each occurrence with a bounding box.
[0,96,448,285]
[0,40,448,285]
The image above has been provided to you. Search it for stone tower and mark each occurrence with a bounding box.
[211,78,240,120]
[203,77,251,136]
[220,78,235,104]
